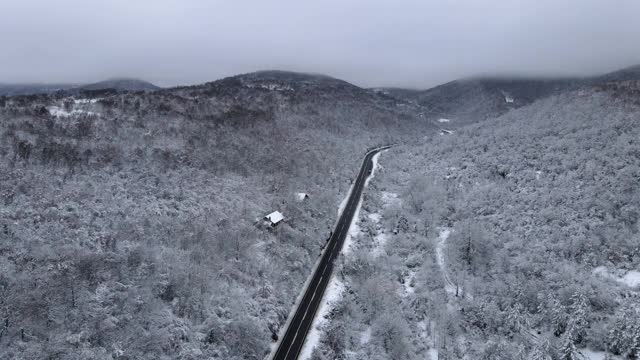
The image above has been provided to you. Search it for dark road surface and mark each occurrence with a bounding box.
[271,146,390,360]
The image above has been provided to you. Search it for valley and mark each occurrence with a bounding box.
[1,67,639,359]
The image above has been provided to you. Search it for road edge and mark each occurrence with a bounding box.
[265,145,391,360]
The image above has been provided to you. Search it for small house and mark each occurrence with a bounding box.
[295,193,309,202]
[264,211,284,227]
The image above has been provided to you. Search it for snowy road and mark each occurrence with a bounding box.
[269,146,391,360]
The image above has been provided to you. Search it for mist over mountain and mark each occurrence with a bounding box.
[0,78,160,97]
[377,65,640,126]
[596,64,640,83]
[0,83,79,97]
[79,78,160,92]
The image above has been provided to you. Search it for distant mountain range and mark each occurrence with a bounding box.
[373,64,640,126]
[0,78,160,96]
[3,65,640,128]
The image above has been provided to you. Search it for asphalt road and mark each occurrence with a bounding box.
[271,146,389,360]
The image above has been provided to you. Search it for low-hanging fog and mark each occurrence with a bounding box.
[2,0,640,88]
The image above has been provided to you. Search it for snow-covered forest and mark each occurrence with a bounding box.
[308,82,640,359]
[0,73,425,359]
[1,71,639,360]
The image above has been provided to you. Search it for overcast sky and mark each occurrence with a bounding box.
[2,0,640,89]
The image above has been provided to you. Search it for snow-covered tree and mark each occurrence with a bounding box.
[558,330,578,360]
[528,340,552,360]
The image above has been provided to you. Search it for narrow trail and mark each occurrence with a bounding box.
[435,228,456,296]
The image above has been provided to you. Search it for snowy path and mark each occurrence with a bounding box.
[435,228,457,295]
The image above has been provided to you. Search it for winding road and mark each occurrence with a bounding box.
[270,146,390,360]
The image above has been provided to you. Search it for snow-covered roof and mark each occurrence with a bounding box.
[295,192,309,201]
[500,89,515,103]
[438,118,450,123]
[265,211,284,224]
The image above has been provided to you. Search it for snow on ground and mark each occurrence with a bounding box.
[259,83,293,91]
[74,98,100,104]
[343,152,382,255]
[245,82,293,91]
[340,152,381,254]
[299,279,345,360]
[402,270,416,295]
[581,349,606,360]
[299,150,384,359]
[360,327,371,345]
[369,186,398,257]
[371,233,389,257]
[367,213,381,223]
[417,319,439,356]
[47,106,99,118]
[47,106,74,117]
[438,118,450,123]
[435,228,457,295]
[580,349,623,360]
[365,208,387,257]
[417,320,428,335]
[593,266,640,288]
[620,270,640,287]
[364,152,381,187]
[427,348,439,360]
[342,202,362,255]
[381,191,400,206]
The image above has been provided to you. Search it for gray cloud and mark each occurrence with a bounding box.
[2,0,640,88]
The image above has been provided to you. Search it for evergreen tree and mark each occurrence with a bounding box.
[606,306,640,357]
[506,303,529,336]
[548,294,567,337]
[559,330,578,360]
[528,340,552,360]
[568,291,589,344]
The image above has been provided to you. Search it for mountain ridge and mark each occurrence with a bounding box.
[0,77,160,96]
[374,63,640,125]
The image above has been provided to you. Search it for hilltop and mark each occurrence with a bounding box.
[79,78,160,92]
[377,64,640,127]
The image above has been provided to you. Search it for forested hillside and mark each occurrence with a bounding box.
[2,68,639,360]
[309,81,640,359]
[0,71,429,359]
[383,77,577,126]
[381,65,640,129]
